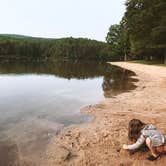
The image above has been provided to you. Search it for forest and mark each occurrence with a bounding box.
[0,0,165,62]
[0,35,115,61]
[106,0,166,63]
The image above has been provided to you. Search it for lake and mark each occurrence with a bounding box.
[0,61,137,165]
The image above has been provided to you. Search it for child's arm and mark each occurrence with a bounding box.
[123,134,146,150]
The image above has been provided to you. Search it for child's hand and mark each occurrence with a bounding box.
[123,144,128,150]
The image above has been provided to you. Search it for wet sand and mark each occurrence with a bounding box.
[42,62,166,166]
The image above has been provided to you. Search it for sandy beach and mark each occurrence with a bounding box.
[42,62,166,166]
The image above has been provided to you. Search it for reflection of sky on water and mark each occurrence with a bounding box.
[0,61,138,165]
[0,74,103,128]
[0,74,104,165]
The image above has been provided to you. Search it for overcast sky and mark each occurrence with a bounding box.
[0,0,126,41]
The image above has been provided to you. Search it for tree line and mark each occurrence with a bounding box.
[0,34,119,61]
[106,0,166,63]
[1,1,165,63]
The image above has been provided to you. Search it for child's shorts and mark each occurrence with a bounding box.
[150,135,165,147]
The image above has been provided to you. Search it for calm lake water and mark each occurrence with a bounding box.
[0,61,137,165]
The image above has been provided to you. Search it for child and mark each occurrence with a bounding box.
[123,119,166,161]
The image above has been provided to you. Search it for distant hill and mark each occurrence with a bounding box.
[0,34,33,39]
[0,34,54,41]
[0,34,118,61]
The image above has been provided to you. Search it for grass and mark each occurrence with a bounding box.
[129,60,166,67]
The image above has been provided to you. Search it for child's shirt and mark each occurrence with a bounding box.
[127,124,165,150]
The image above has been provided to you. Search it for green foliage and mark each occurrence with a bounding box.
[125,0,166,60]
[106,0,166,63]
[0,35,114,61]
[106,17,130,61]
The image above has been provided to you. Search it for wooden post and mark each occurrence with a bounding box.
[164,48,166,64]
[124,48,127,61]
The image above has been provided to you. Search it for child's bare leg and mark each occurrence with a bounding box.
[164,145,166,152]
[146,138,159,157]
[157,145,165,154]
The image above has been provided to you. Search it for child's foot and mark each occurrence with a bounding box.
[146,155,160,161]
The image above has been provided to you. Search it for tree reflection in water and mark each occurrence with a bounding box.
[102,66,138,98]
[0,60,138,97]
[0,60,138,165]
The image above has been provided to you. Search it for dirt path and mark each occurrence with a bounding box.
[42,62,166,166]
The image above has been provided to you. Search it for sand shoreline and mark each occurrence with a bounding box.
[42,62,166,166]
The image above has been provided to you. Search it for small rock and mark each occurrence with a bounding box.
[116,148,121,152]
[48,146,70,162]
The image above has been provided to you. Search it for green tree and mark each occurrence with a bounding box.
[0,35,114,61]
[125,0,166,62]
[106,18,130,61]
